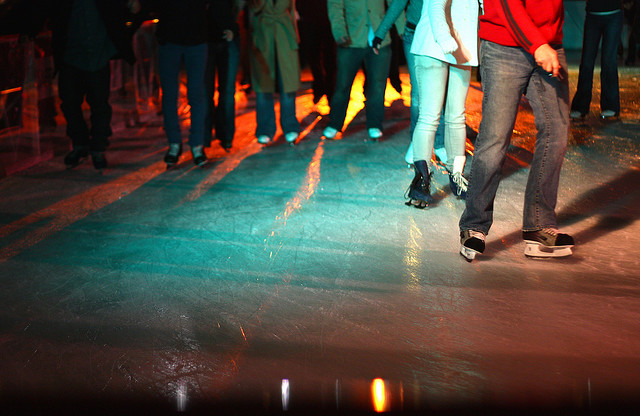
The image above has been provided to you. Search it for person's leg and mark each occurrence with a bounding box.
[204,42,221,147]
[443,65,472,169]
[58,63,90,150]
[256,92,277,138]
[183,43,208,148]
[158,43,184,145]
[522,47,569,231]
[218,37,239,147]
[570,13,602,116]
[327,47,366,131]
[363,45,391,130]
[599,11,623,114]
[321,29,337,104]
[402,27,419,138]
[85,63,113,152]
[411,55,447,163]
[459,41,531,235]
[278,68,300,135]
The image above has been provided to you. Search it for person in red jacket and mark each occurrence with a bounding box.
[458,0,575,261]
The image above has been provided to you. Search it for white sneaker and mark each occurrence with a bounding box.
[368,128,382,140]
[601,110,618,119]
[323,126,338,139]
[569,110,585,119]
[285,132,299,143]
[257,135,272,144]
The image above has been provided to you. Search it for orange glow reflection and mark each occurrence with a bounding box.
[372,378,388,413]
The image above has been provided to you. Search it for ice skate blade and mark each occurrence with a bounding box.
[460,246,479,262]
[524,242,573,258]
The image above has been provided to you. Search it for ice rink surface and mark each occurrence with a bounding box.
[1,63,640,415]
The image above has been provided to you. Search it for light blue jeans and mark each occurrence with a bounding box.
[412,55,471,169]
[459,40,569,235]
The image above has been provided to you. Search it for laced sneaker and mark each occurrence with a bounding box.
[523,228,574,258]
[285,132,299,144]
[257,135,272,145]
[323,126,338,140]
[460,229,485,262]
[368,128,382,140]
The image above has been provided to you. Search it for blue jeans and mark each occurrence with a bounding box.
[460,41,569,235]
[412,55,471,169]
[205,38,240,146]
[158,42,208,147]
[571,10,622,115]
[328,45,391,131]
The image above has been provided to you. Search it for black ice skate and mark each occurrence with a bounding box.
[523,228,574,258]
[164,143,182,168]
[405,160,434,208]
[90,151,107,173]
[460,229,485,262]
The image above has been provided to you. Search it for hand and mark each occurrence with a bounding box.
[534,43,560,77]
[222,30,234,42]
[371,36,382,55]
[336,36,351,47]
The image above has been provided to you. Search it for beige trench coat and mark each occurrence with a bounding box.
[249,0,301,93]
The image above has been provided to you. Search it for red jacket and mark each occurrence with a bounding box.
[479,0,564,56]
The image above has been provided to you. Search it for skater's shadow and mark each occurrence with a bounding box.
[484,162,640,258]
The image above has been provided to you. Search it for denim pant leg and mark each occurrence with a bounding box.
[571,13,602,115]
[58,63,90,149]
[522,47,569,231]
[204,42,222,146]
[412,55,447,162]
[218,38,240,144]
[158,43,184,144]
[85,63,113,152]
[256,92,277,137]
[403,28,419,138]
[443,64,471,169]
[328,47,366,131]
[184,43,208,148]
[279,90,299,135]
[363,45,390,130]
[600,11,622,113]
[460,41,532,235]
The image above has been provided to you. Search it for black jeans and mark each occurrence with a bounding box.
[58,62,112,152]
[571,11,622,115]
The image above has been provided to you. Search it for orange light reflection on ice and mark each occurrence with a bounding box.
[372,378,388,413]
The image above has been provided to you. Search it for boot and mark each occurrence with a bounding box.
[405,160,433,208]
[164,143,182,168]
[449,156,468,199]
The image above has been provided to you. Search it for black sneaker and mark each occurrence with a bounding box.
[90,151,107,171]
[64,148,89,169]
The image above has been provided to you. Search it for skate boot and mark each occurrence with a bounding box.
[523,228,574,258]
[64,147,89,169]
[404,160,433,208]
[191,145,207,167]
[90,151,107,172]
[449,156,468,199]
[460,229,485,262]
[164,143,182,168]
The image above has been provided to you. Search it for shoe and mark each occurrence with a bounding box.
[523,228,574,258]
[191,145,207,167]
[90,151,107,171]
[257,135,272,144]
[164,143,182,167]
[368,128,383,140]
[64,148,89,169]
[569,110,585,120]
[601,110,619,120]
[449,156,468,199]
[404,160,433,209]
[460,230,485,262]
[221,140,232,152]
[285,132,299,144]
[323,126,338,139]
